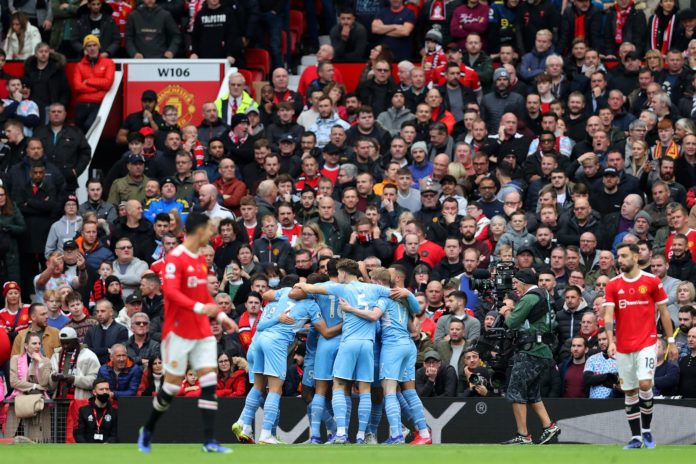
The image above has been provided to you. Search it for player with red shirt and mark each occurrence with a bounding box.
[603,243,678,449]
[138,213,234,454]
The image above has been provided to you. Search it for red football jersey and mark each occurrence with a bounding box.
[162,245,214,340]
[603,271,668,353]
[0,305,30,334]
[664,229,696,262]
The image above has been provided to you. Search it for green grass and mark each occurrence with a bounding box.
[0,444,692,464]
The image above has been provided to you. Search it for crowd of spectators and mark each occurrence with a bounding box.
[3,0,696,442]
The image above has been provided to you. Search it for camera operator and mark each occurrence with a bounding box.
[457,348,494,397]
[498,269,561,445]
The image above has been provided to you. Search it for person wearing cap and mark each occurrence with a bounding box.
[71,0,120,57]
[143,176,190,224]
[498,268,561,444]
[481,67,524,134]
[588,165,627,216]
[214,73,258,126]
[422,28,446,78]
[415,350,458,397]
[44,194,84,258]
[107,153,151,206]
[225,113,255,166]
[376,89,415,137]
[408,141,433,186]
[49,326,100,399]
[265,101,303,151]
[116,89,164,145]
[308,96,351,149]
[116,293,144,337]
[72,31,116,133]
[330,7,369,62]
[34,102,91,191]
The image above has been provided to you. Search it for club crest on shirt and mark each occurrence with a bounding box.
[638,285,648,295]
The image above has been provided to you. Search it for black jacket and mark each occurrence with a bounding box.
[355,78,398,115]
[84,321,129,364]
[416,365,458,397]
[558,5,603,53]
[22,53,71,114]
[75,398,118,443]
[110,217,157,264]
[602,8,647,56]
[668,251,696,283]
[14,179,60,254]
[71,4,121,57]
[190,4,244,62]
[125,5,181,58]
[34,124,91,192]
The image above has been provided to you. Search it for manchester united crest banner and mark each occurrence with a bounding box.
[123,60,229,126]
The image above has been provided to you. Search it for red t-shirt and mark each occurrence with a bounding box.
[320,165,340,184]
[162,244,214,340]
[664,229,696,262]
[281,223,303,247]
[603,271,668,353]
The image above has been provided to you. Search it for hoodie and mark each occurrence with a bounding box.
[494,225,536,255]
[45,215,83,258]
[124,5,182,58]
[556,299,591,346]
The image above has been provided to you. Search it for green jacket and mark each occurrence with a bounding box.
[108,175,150,206]
[504,287,554,359]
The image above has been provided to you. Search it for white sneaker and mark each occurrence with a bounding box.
[365,433,378,444]
[258,436,280,445]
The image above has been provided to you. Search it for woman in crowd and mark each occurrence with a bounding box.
[359,44,393,83]
[296,223,326,261]
[237,244,263,278]
[669,281,696,321]
[216,351,248,397]
[138,354,164,397]
[626,140,650,177]
[3,12,42,60]
[0,185,26,285]
[5,333,52,442]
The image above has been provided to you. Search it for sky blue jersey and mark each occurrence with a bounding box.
[258,288,322,344]
[322,281,391,341]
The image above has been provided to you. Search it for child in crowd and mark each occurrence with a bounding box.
[90,260,113,308]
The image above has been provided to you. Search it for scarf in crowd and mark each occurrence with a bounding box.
[650,11,676,54]
[615,1,635,44]
[574,12,586,40]
[429,0,446,20]
[653,141,680,159]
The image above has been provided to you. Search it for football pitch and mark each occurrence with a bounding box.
[1,443,691,464]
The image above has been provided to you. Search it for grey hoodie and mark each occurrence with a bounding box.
[44,215,83,258]
[494,226,536,254]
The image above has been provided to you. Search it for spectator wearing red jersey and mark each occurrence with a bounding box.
[237,291,262,353]
[73,34,116,134]
[297,44,346,97]
[393,220,445,269]
[0,282,31,343]
[178,369,202,397]
[277,203,302,247]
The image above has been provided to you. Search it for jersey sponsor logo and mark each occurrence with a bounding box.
[165,263,176,277]
[618,299,650,309]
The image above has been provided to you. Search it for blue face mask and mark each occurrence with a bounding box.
[268,277,280,288]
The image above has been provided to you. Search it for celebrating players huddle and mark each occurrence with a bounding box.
[231,259,431,445]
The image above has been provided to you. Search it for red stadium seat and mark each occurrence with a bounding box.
[245,48,271,79]
[289,9,304,38]
[237,69,257,99]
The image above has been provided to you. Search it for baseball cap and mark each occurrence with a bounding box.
[279,134,296,144]
[424,350,441,362]
[516,245,534,256]
[514,268,538,285]
[323,142,340,154]
[602,167,618,176]
[161,176,177,188]
[63,240,78,251]
[127,153,145,164]
[126,293,143,304]
[246,106,260,115]
[419,178,441,195]
[138,127,155,138]
[59,327,78,341]
[141,90,158,101]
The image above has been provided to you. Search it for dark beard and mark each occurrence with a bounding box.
[462,233,475,242]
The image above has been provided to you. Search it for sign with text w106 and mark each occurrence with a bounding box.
[123,60,228,126]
